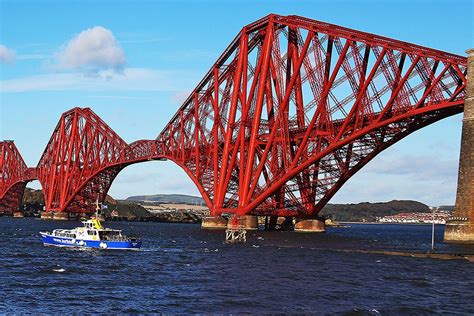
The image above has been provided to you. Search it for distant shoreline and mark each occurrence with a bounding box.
[339,221,445,226]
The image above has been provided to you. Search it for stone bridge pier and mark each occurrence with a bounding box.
[445,48,474,242]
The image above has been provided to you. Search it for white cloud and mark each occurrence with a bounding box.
[55,26,125,73]
[0,68,190,93]
[0,44,16,63]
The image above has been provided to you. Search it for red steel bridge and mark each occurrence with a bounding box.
[0,14,468,219]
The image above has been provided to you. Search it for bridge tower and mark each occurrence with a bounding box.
[445,49,474,242]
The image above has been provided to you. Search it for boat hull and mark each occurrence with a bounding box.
[40,233,142,250]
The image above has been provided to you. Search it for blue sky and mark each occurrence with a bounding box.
[1,0,473,206]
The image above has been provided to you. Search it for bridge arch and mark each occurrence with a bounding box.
[57,156,213,214]
[38,136,214,213]
[0,14,468,220]
[0,181,29,214]
[241,105,462,217]
[0,141,40,214]
[149,15,466,218]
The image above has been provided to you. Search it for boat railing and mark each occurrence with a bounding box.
[100,234,136,242]
[54,230,75,238]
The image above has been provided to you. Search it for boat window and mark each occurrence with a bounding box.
[56,232,75,238]
[99,230,123,241]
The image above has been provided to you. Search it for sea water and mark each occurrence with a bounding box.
[1,218,473,314]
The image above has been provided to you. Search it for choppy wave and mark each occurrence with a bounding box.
[1,218,473,314]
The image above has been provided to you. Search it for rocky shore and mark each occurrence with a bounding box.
[105,208,206,224]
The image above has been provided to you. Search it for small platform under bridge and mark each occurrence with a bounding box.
[225,216,247,243]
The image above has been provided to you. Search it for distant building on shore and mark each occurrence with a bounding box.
[377,210,451,224]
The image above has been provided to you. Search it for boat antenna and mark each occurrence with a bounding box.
[96,195,100,219]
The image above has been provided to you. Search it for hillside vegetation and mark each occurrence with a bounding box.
[23,188,45,204]
[126,194,205,205]
[21,188,153,218]
[21,189,449,222]
[320,200,431,222]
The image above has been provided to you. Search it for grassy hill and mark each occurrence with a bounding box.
[21,189,445,222]
[127,195,436,222]
[103,200,153,219]
[126,194,205,205]
[320,200,431,222]
[438,205,455,212]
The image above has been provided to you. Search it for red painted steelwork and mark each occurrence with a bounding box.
[0,141,36,214]
[156,14,467,217]
[0,14,468,217]
[35,107,129,213]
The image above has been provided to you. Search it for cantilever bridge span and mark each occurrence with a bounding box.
[0,14,468,220]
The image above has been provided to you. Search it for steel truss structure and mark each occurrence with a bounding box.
[0,141,36,213]
[0,15,468,217]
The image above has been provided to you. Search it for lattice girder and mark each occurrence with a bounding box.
[36,108,128,211]
[156,14,466,217]
[0,14,467,217]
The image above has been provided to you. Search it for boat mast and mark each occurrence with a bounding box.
[95,195,100,219]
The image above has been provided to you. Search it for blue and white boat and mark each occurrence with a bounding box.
[40,217,142,250]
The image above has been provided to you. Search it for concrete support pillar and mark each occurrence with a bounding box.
[201,216,228,229]
[294,219,326,233]
[228,215,258,230]
[52,212,69,221]
[40,211,53,220]
[445,48,474,242]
